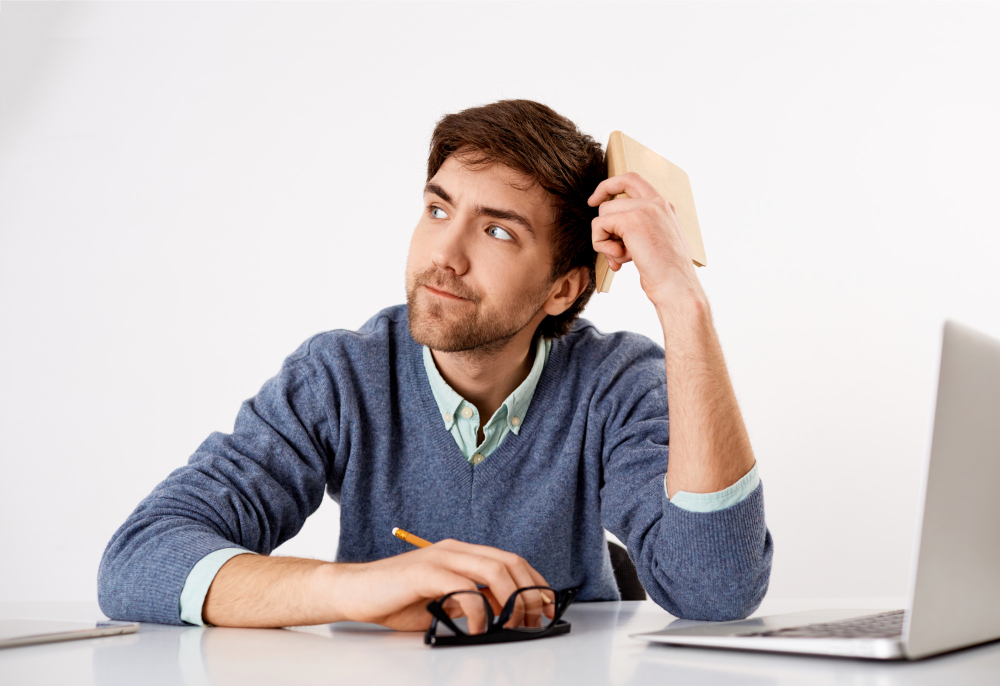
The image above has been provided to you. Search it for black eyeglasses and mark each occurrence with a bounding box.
[424,586,577,646]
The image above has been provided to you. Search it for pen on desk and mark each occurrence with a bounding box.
[391,526,553,605]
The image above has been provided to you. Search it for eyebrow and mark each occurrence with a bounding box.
[424,182,453,204]
[424,182,536,239]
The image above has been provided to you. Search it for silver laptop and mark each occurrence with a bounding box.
[634,320,1000,660]
[0,619,137,649]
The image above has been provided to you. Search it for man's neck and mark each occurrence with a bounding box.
[430,319,543,426]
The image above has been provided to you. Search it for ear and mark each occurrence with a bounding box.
[541,267,590,317]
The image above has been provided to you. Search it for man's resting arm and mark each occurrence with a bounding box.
[97,347,334,626]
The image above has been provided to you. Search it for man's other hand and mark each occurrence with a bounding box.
[203,539,554,634]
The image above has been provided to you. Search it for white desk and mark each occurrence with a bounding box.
[2,599,999,685]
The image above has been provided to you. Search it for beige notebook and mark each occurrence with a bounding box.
[595,131,707,293]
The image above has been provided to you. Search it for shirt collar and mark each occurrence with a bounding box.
[500,335,550,435]
[422,336,551,434]
[422,345,466,430]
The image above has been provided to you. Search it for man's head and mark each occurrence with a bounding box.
[406,99,606,353]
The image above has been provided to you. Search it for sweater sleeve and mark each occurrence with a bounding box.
[597,339,773,621]
[97,346,335,625]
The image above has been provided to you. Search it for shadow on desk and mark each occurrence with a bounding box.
[89,603,632,686]
[16,601,991,686]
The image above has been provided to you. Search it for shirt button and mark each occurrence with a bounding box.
[443,413,452,423]
[510,416,521,427]
[461,407,474,419]
[472,453,484,465]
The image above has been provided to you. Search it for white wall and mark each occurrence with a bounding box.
[1,1,997,602]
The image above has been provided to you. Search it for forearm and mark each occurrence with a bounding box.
[645,482,772,620]
[655,294,755,497]
[203,554,348,628]
[202,539,554,632]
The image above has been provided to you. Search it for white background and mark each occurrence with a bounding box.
[1,1,997,603]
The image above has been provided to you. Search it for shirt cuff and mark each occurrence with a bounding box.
[665,463,760,513]
[179,547,254,626]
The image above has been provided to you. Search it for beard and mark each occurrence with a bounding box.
[406,267,550,354]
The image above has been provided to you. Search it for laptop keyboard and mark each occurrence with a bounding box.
[741,610,905,639]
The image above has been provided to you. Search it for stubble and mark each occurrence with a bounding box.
[406,267,549,355]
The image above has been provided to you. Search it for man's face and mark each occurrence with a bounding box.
[406,155,558,353]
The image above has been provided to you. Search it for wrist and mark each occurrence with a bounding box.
[311,562,352,623]
[652,289,711,331]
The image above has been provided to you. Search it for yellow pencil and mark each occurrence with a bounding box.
[392,527,432,548]
[391,527,553,605]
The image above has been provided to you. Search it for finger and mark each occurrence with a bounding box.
[595,239,630,263]
[421,571,485,634]
[590,214,628,251]
[517,564,552,612]
[521,590,544,628]
[430,550,521,616]
[454,592,490,635]
[481,588,503,617]
[597,196,651,217]
[441,595,463,617]
[434,541,550,592]
[499,563,546,629]
[602,254,621,272]
[592,217,635,262]
[463,545,551,594]
[518,563,556,622]
[508,589,527,629]
[588,172,661,207]
[441,591,489,635]
[433,542,549,628]
[591,213,622,248]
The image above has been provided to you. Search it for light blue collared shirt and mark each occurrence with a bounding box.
[422,336,551,464]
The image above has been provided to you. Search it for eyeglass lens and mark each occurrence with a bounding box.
[437,590,494,636]
[497,586,559,630]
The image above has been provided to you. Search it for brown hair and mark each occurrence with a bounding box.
[427,100,606,338]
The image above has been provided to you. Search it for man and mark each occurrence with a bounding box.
[98,100,772,633]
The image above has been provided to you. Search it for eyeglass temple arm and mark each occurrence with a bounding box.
[426,600,467,636]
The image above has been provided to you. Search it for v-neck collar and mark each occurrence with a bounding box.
[421,337,551,437]
[408,329,566,484]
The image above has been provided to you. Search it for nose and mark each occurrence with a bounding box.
[431,216,471,276]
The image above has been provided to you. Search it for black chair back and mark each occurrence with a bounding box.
[607,540,647,601]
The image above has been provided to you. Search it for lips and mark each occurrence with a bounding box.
[423,284,468,301]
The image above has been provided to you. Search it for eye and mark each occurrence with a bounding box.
[487,225,514,241]
[430,206,448,219]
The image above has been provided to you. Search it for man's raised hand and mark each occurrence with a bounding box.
[588,172,704,310]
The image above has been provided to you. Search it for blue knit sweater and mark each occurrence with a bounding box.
[98,305,773,625]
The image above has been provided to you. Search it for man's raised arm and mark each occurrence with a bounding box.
[589,172,772,620]
[589,171,756,497]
